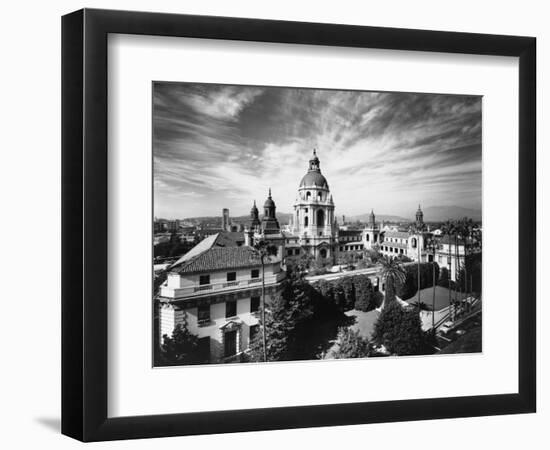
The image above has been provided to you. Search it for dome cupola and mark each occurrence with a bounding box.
[299,149,329,189]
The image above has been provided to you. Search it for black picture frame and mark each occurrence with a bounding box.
[61,8,536,442]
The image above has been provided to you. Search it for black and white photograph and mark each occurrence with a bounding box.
[153,83,483,366]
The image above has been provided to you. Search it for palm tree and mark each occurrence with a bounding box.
[253,239,278,362]
[458,217,475,312]
[441,220,456,321]
[379,255,406,308]
[426,237,439,333]
[411,222,426,311]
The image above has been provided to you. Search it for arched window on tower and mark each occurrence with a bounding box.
[317,192,322,201]
[304,216,309,227]
[306,191,311,201]
[317,209,325,227]
[411,237,417,248]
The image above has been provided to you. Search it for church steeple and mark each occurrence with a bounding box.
[416,204,424,228]
[250,200,260,230]
[261,188,280,234]
[369,209,376,226]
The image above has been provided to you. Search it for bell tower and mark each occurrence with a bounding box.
[293,149,336,259]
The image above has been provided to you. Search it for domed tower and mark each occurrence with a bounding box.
[415,204,424,229]
[293,149,335,259]
[261,188,280,235]
[363,209,380,247]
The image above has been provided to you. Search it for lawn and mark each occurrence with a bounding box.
[407,285,454,311]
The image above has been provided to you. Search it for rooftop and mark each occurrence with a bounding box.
[383,231,410,239]
[172,246,276,274]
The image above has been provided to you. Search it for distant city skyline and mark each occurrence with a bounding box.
[153,83,482,220]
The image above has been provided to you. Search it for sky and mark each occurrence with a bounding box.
[153,82,482,220]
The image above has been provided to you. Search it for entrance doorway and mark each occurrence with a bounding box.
[224,330,237,357]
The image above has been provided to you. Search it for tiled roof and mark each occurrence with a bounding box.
[338,229,363,236]
[438,235,466,246]
[383,231,410,239]
[169,233,219,269]
[173,246,268,274]
[214,231,245,247]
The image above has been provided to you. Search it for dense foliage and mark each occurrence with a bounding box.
[246,274,315,362]
[154,233,197,258]
[396,262,440,300]
[372,301,426,355]
[312,273,379,313]
[331,328,372,359]
[158,321,200,365]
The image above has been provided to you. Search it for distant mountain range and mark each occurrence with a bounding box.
[349,213,410,223]
[179,205,481,227]
[420,205,482,222]
[350,206,481,223]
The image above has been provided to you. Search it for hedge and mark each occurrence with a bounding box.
[396,262,440,301]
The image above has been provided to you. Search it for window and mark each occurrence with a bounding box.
[317,209,325,227]
[199,274,210,285]
[226,300,237,318]
[198,304,210,325]
[250,296,260,313]
[249,324,259,345]
[306,191,311,200]
[226,272,236,281]
[295,249,300,256]
[287,249,293,256]
[317,192,322,201]
[251,269,260,279]
[304,216,309,227]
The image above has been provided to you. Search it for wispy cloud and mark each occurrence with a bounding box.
[153,83,482,219]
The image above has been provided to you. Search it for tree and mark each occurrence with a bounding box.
[441,220,457,320]
[372,301,425,355]
[397,267,417,300]
[160,321,199,364]
[247,276,314,362]
[365,246,382,264]
[153,269,168,297]
[341,276,355,310]
[253,240,279,362]
[353,275,375,311]
[331,328,371,359]
[379,255,406,306]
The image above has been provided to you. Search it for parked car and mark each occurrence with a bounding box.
[439,321,454,335]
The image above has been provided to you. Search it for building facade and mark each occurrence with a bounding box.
[158,236,285,363]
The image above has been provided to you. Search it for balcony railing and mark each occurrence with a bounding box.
[194,285,213,292]
[162,272,285,300]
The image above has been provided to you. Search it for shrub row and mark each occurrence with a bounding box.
[397,262,440,300]
[312,273,381,313]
